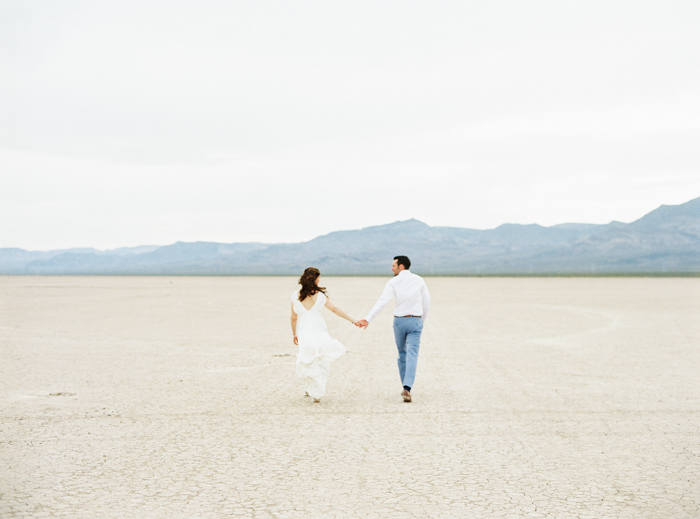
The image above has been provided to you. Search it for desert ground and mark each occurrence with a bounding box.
[1,276,699,518]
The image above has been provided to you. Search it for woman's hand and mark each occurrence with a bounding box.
[291,303,298,344]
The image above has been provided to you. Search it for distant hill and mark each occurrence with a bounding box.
[2,197,699,275]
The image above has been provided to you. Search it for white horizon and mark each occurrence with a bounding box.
[2,1,699,250]
[6,195,697,253]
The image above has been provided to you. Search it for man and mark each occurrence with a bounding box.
[357,256,431,402]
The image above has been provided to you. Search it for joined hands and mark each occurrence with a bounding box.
[355,319,368,329]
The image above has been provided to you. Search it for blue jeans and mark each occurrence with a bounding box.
[393,317,423,389]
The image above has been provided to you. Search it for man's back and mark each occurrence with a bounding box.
[365,269,430,323]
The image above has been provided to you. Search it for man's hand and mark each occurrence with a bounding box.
[356,319,369,329]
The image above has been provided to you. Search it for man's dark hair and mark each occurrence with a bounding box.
[394,255,411,270]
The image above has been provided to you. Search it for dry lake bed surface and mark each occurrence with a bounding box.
[1,276,699,519]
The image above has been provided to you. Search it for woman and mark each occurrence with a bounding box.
[291,267,356,402]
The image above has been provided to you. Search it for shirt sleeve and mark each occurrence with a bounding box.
[364,281,395,323]
[421,281,431,323]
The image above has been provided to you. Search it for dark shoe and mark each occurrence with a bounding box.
[401,390,412,402]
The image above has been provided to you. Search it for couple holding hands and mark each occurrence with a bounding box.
[290,256,431,403]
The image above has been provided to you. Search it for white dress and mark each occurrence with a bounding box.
[292,291,346,399]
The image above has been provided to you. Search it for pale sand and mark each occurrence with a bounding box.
[1,276,699,518]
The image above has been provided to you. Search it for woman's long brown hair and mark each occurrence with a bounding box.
[298,267,327,302]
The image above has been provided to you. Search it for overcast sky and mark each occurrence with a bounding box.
[2,1,699,250]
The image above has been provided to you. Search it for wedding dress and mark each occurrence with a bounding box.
[292,291,346,399]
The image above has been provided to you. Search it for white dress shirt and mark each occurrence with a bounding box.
[365,270,431,323]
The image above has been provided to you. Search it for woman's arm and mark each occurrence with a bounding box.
[290,303,298,345]
[324,297,356,325]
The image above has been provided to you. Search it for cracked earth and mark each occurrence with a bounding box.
[1,276,699,518]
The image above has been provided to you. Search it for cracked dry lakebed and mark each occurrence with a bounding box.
[1,276,699,518]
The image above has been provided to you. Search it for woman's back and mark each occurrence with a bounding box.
[292,291,328,334]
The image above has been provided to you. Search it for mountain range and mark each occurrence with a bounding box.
[2,197,699,275]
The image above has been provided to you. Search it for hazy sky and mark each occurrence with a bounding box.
[2,1,699,250]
